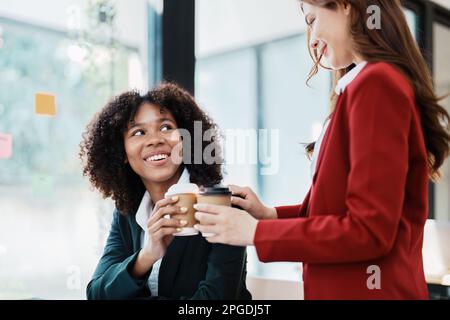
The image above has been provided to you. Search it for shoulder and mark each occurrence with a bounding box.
[348,62,414,99]
[112,208,137,229]
[107,209,138,251]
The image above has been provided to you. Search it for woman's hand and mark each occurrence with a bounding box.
[193,203,258,247]
[143,196,188,260]
[228,185,277,220]
[132,196,187,279]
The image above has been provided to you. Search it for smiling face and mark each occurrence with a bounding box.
[124,102,182,187]
[302,1,356,69]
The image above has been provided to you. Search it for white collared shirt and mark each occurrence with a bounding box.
[134,168,191,296]
[334,61,368,96]
[310,119,331,178]
[310,61,368,178]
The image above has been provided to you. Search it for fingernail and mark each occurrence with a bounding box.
[172,196,179,201]
[193,204,202,210]
[193,224,199,230]
[176,228,182,232]
[180,207,188,213]
[180,220,187,226]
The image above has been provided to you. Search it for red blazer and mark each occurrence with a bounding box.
[254,62,429,300]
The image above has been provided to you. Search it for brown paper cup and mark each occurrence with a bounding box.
[167,193,198,236]
[196,187,232,237]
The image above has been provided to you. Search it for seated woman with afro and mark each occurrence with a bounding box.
[80,82,252,300]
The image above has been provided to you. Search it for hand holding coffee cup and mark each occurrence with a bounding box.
[228,185,277,220]
[193,201,259,246]
[164,183,199,236]
[195,186,232,237]
[142,196,189,262]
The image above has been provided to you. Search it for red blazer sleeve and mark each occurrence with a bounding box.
[254,67,413,264]
[275,188,311,219]
[275,205,302,219]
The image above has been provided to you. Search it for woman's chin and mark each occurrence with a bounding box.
[142,166,180,184]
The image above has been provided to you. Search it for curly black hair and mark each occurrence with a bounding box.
[80,82,223,215]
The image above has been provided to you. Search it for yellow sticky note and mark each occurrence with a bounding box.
[35,93,57,116]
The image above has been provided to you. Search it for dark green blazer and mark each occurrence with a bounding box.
[87,210,252,300]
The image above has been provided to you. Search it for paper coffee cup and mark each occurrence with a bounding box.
[165,183,199,236]
[196,186,232,237]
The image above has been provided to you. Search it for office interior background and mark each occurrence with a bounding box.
[0,0,449,299]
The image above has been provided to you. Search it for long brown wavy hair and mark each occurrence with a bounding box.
[302,0,450,180]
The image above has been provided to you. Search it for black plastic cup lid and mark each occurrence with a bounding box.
[198,185,232,195]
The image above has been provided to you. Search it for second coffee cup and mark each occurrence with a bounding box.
[196,186,232,237]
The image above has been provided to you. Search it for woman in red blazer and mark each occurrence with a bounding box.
[194,0,450,299]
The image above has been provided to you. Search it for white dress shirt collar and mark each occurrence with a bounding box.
[335,61,368,95]
[135,168,191,231]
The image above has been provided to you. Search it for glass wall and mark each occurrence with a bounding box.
[0,0,154,299]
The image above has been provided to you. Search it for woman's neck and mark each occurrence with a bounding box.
[353,54,365,65]
[143,168,183,204]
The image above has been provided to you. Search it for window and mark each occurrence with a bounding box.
[0,0,154,299]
